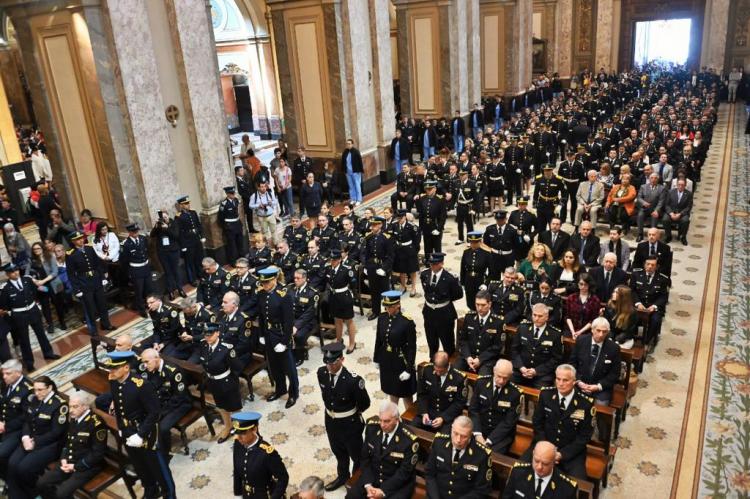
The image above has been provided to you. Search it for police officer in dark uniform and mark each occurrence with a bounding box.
[455,290,506,375]
[282,215,309,256]
[0,264,60,370]
[272,240,299,285]
[36,392,108,499]
[107,351,176,499]
[459,232,491,308]
[231,411,289,499]
[502,443,578,499]
[219,186,244,264]
[228,258,258,313]
[66,231,115,336]
[293,147,314,215]
[317,343,370,492]
[558,149,586,225]
[217,291,253,369]
[140,349,192,459]
[483,210,516,280]
[631,256,670,347]
[424,416,493,499]
[486,266,526,326]
[6,376,68,499]
[251,267,298,408]
[391,209,420,297]
[246,235,273,274]
[145,294,188,359]
[525,365,595,479]
[532,164,563,233]
[235,165,255,235]
[180,301,216,363]
[301,239,326,292]
[197,257,229,310]
[511,304,564,388]
[176,196,205,285]
[338,218,363,265]
[0,360,32,480]
[415,351,467,433]
[325,249,358,352]
[416,180,447,258]
[200,324,242,442]
[347,404,418,499]
[374,291,417,409]
[311,215,339,257]
[454,170,476,244]
[150,211,186,300]
[121,223,153,317]
[504,135,524,204]
[391,163,415,212]
[290,269,319,366]
[468,359,522,454]
[420,253,463,358]
[360,217,394,320]
[508,197,536,261]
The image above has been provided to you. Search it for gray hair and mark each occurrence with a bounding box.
[202,257,216,267]
[0,359,22,373]
[224,291,240,307]
[379,400,400,418]
[504,266,516,275]
[556,363,577,378]
[531,302,550,316]
[294,268,308,279]
[298,476,325,498]
[591,317,611,331]
[452,415,473,431]
[235,257,249,267]
[69,392,94,407]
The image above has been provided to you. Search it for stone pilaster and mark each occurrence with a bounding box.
[594,0,613,72]
[505,0,533,95]
[701,0,731,71]
[556,0,573,78]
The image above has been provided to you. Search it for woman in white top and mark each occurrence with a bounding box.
[670,168,694,192]
[92,221,120,263]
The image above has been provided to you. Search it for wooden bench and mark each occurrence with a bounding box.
[242,352,268,401]
[75,453,136,499]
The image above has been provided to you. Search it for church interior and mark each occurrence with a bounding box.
[0,0,747,497]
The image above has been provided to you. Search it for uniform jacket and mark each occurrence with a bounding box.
[532,388,594,465]
[458,312,506,365]
[424,432,492,499]
[511,322,563,377]
[23,392,69,449]
[501,463,578,499]
[233,438,288,499]
[468,378,522,453]
[417,365,467,423]
[359,419,418,497]
[60,410,107,471]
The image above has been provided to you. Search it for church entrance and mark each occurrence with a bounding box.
[633,18,692,66]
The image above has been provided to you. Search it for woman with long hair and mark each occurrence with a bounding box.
[26,241,66,332]
[549,249,581,297]
[564,272,601,339]
[516,243,553,293]
[604,285,638,349]
[92,221,121,287]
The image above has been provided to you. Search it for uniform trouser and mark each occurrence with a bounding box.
[129,269,153,314]
[37,464,100,499]
[183,243,204,284]
[644,311,664,345]
[11,309,55,367]
[422,307,456,357]
[560,182,579,224]
[80,288,112,334]
[267,345,299,398]
[511,371,553,388]
[366,269,390,316]
[463,277,484,309]
[293,324,314,359]
[488,253,514,281]
[158,250,183,293]
[454,356,494,375]
[7,443,60,499]
[224,226,244,264]
[455,205,474,241]
[505,173,521,205]
[636,208,659,235]
[126,445,176,499]
[159,401,193,457]
[0,431,20,479]
[244,203,256,233]
[325,415,364,479]
[536,202,557,233]
[422,230,442,260]
[662,214,690,238]
[390,192,413,212]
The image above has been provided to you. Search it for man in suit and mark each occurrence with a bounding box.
[569,317,621,405]
[574,169,605,229]
[569,221,600,269]
[599,228,630,271]
[502,441,578,499]
[631,256,670,346]
[450,110,465,153]
[470,103,484,138]
[590,252,628,302]
[653,153,673,185]
[536,217,570,261]
[420,119,438,161]
[635,172,666,241]
[662,179,693,245]
[342,139,364,205]
[632,227,673,277]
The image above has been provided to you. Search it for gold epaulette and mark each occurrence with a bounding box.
[434,432,450,439]
[401,426,417,441]
[512,461,531,468]
[559,472,577,487]
[367,416,380,425]
[260,442,274,454]
[131,377,144,387]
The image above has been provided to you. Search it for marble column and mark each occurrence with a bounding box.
[0,74,22,165]
[505,0,533,95]
[594,0,613,72]
[701,0,731,71]
[556,0,573,78]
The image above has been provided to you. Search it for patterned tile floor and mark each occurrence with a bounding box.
[32,105,741,498]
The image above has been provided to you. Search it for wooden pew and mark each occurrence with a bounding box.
[89,408,138,498]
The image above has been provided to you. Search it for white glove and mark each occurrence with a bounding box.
[516,169,522,174]
[479,284,488,291]
[75,292,83,298]
[399,371,411,382]
[523,235,530,243]
[363,268,368,275]
[259,336,266,345]
[431,230,440,236]
[125,434,143,448]
[200,238,206,243]
[273,343,287,353]
[376,269,386,277]
[181,248,187,253]
[102,280,109,286]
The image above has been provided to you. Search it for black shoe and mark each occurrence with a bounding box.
[636,235,644,243]
[285,397,297,409]
[138,311,148,318]
[681,236,688,245]
[217,435,231,444]
[266,392,286,402]
[295,358,304,367]
[102,324,117,331]
[44,354,61,360]
[346,345,356,355]
[665,235,672,244]
[367,313,378,321]
[178,289,187,298]
[325,476,349,492]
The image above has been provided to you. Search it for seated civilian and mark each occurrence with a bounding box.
[569,317,621,405]
[548,249,581,298]
[590,252,629,303]
[662,178,693,245]
[603,285,638,349]
[564,273,601,339]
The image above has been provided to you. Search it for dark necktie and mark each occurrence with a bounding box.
[591,344,600,373]
[452,449,460,464]
[579,239,586,262]
[536,477,543,497]
[650,244,656,256]
[330,373,335,387]
[431,273,438,286]
[382,434,389,447]
[560,397,566,411]
[605,271,611,288]
[534,327,540,340]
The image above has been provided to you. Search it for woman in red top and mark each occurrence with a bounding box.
[564,272,601,339]
[77,209,97,237]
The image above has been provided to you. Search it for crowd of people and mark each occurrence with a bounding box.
[0,62,724,498]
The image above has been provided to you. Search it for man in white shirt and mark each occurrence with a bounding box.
[502,441,578,498]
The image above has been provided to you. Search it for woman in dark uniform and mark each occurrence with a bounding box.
[524,276,563,328]
[391,210,421,297]
[199,323,242,444]
[373,291,417,411]
[485,152,506,213]
[325,249,358,354]
[7,375,68,498]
